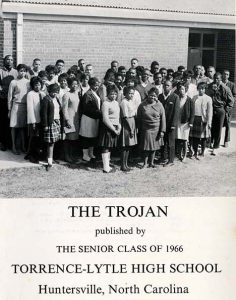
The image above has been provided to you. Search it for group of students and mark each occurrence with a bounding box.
[0,55,235,172]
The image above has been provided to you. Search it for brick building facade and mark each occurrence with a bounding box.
[0,0,235,81]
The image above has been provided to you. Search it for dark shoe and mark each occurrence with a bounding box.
[140,164,148,169]
[46,164,52,171]
[0,145,7,151]
[148,164,157,168]
[163,162,174,167]
[120,167,130,172]
[194,155,200,160]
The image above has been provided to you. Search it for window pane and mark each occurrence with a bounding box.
[202,50,215,69]
[189,33,201,47]
[203,34,215,47]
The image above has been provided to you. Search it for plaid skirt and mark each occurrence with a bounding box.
[190,116,210,139]
[43,119,61,143]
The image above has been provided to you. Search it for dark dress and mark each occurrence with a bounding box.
[137,100,166,151]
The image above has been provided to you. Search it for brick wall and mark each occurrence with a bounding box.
[22,20,189,79]
[0,18,17,67]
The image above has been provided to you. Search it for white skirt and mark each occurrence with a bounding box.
[176,122,190,140]
[79,114,99,138]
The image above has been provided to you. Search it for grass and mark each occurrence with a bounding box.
[0,150,235,198]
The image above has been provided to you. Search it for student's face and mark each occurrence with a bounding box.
[127,89,135,100]
[115,76,122,86]
[120,69,126,78]
[222,71,230,81]
[131,60,138,68]
[59,79,67,89]
[179,68,185,75]
[70,80,78,92]
[142,72,150,82]
[207,68,215,79]
[49,91,58,98]
[48,71,55,80]
[4,56,13,68]
[57,62,64,72]
[91,81,100,92]
[194,65,202,75]
[154,74,162,84]
[111,63,118,73]
[79,60,85,71]
[33,60,41,71]
[198,87,205,96]
[215,75,222,86]
[127,80,134,87]
[82,76,89,85]
[18,68,26,78]
[41,76,47,85]
[130,69,137,77]
[33,82,41,92]
[147,92,158,103]
[164,82,172,94]
[179,86,186,97]
[85,66,93,76]
[108,91,118,101]
[106,75,115,85]
[161,70,167,78]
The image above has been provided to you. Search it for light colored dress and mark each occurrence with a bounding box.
[62,91,80,140]
[176,95,191,140]
[8,77,30,128]
[120,98,137,146]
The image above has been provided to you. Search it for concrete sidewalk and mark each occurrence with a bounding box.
[0,124,236,170]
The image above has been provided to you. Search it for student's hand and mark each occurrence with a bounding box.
[189,124,193,128]
[65,120,71,129]
[44,126,49,131]
[159,132,164,138]
[171,126,175,130]
[32,123,36,130]
[130,132,134,138]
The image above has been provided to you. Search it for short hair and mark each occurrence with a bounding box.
[3,55,13,63]
[197,82,207,89]
[80,73,90,81]
[214,72,222,79]
[104,70,115,81]
[123,86,135,97]
[33,58,41,63]
[78,59,84,64]
[154,72,163,79]
[106,84,118,95]
[88,77,99,87]
[136,66,145,76]
[177,65,185,71]
[30,76,43,89]
[111,60,118,66]
[148,87,159,97]
[125,76,138,86]
[183,70,194,79]
[58,73,68,83]
[118,66,126,72]
[167,68,174,74]
[177,82,188,92]
[131,58,138,62]
[56,59,65,65]
[45,65,58,74]
[16,64,27,71]
[207,66,215,70]
[86,64,93,69]
[47,83,60,94]
[115,72,123,79]
[223,69,230,74]
[67,77,78,87]
[38,70,48,78]
[150,61,160,74]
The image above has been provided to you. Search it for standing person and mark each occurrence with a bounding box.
[207,73,234,155]
[124,78,141,114]
[40,83,65,171]
[79,77,101,162]
[120,86,138,171]
[26,76,45,163]
[160,68,168,82]
[135,69,153,101]
[130,58,139,69]
[0,55,18,151]
[8,64,30,155]
[176,83,195,161]
[137,87,166,168]
[58,73,69,104]
[38,70,48,94]
[114,72,124,104]
[98,85,121,173]
[62,78,80,163]
[222,69,236,147]
[118,66,127,84]
[97,70,115,103]
[159,80,180,166]
[85,64,94,78]
[206,66,216,84]
[110,61,119,73]
[45,65,58,85]
[190,82,213,159]
[77,58,86,81]
[29,58,41,77]
[153,72,164,95]
[80,73,90,97]
[55,59,65,76]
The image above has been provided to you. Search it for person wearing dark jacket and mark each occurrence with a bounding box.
[206,72,234,155]
[176,82,195,161]
[222,70,236,147]
[159,80,180,166]
[40,83,65,170]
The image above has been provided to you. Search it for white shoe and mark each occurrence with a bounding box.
[82,149,91,162]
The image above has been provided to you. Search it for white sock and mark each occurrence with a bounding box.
[88,147,96,158]
[48,158,53,165]
[102,153,111,172]
[83,149,91,161]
